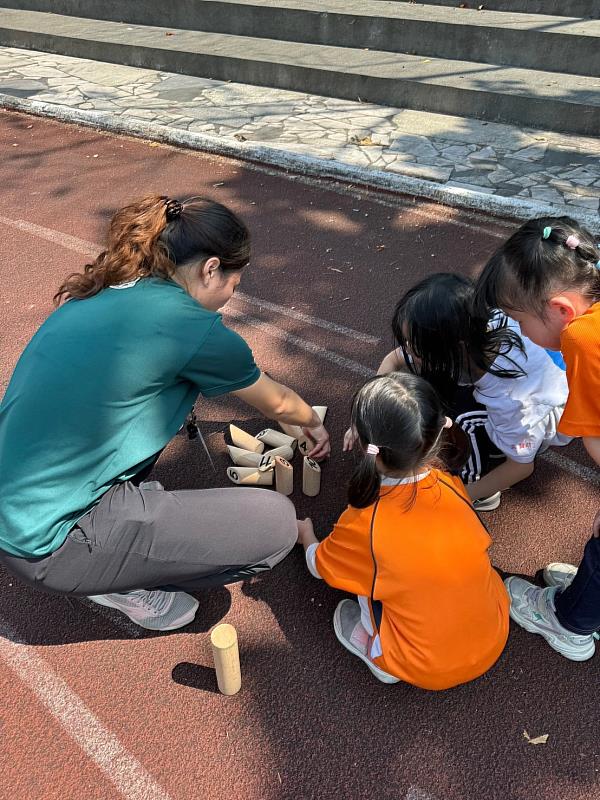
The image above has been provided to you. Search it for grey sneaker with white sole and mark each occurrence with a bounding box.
[505,576,595,661]
[88,589,199,631]
[542,562,578,591]
[473,491,502,512]
[333,599,399,684]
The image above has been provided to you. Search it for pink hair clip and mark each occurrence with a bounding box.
[443,416,453,429]
[366,444,380,456]
[565,235,580,250]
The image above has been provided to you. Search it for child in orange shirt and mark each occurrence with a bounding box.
[476,216,600,662]
[298,372,509,689]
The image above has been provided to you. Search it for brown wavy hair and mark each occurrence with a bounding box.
[54,194,250,303]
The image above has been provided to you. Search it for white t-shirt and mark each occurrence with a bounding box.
[473,315,571,463]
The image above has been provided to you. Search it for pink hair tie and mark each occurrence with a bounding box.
[565,235,580,250]
[443,416,453,429]
[366,444,380,456]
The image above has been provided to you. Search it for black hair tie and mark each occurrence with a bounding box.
[164,198,183,222]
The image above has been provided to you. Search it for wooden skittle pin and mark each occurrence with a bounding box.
[312,406,328,423]
[227,466,274,486]
[302,456,321,497]
[211,623,241,696]
[229,424,264,454]
[263,444,294,461]
[256,429,297,450]
[275,456,293,496]
[227,446,273,468]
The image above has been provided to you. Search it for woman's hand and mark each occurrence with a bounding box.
[343,425,358,452]
[302,423,330,461]
[297,517,318,548]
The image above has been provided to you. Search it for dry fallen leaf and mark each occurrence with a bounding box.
[523,730,549,745]
[234,133,247,142]
[165,32,175,36]
[149,142,160,147]
[350,134,375,146]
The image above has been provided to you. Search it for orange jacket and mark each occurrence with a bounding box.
[315,471,509,690]
[559,302,600,437]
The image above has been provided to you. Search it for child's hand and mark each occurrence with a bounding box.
[343,425,358,452]
[297,517,317,548]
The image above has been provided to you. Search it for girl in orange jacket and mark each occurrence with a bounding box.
[298,372,509,690]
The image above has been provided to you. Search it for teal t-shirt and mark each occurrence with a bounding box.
[0,278,260,557]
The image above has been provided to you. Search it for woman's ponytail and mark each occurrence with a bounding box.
[54,194,250,304]
[54,195,173,303]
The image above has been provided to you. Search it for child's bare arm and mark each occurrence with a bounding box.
[466,458,534,501]
[297,518,318,550]
[583,436,600,468]
[377,348,406,375]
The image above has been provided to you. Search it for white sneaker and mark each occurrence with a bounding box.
[333,599,399,684]
[543,562,578,591]
[473,491,502,512]
[88,589,199,631]
[505,576,595,661]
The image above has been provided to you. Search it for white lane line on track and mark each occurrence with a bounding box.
[225,308,373,378]
[233,292,380,344]
[541,450,600,488]
[405,786,440,800]
[0,215,379,344]
[3,213,598,490]
[0,623,173,800]
[0,215,98,258]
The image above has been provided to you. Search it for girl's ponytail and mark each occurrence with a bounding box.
[476,216,600,315]
[348,373,454,509]
[348,446,382,508]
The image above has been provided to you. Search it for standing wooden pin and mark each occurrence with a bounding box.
[303,456,321,497]
[312,406,328,423]
[211,623,241,696]
[275,456,293,496]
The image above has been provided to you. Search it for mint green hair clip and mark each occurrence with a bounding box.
[542,226,552,240]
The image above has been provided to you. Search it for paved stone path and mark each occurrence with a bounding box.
[1,46,599,216]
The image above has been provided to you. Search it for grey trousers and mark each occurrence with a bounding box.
[0,481,297,596]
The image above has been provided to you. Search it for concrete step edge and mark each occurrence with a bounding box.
[0,14,598,134]
[0,1,598,77]
[2,92,599,234]
[388,0,599,18]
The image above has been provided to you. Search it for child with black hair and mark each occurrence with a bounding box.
[476,216,600,662]
[346,273,571,510]
[298,372,509,689]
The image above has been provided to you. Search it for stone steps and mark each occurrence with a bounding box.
[389,0,598,17]
[1,0,598,77]
[392,0,599,17]
[0,5,598,135]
